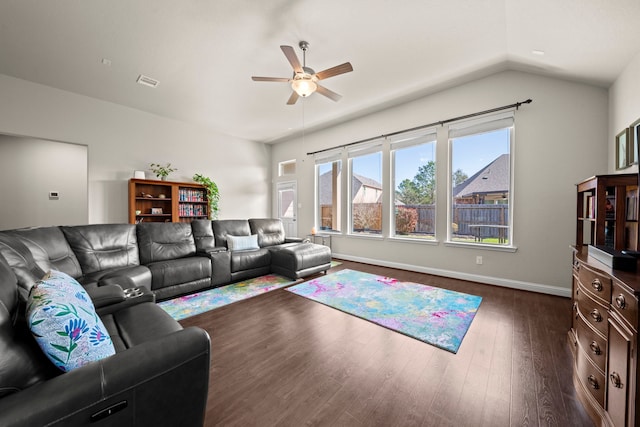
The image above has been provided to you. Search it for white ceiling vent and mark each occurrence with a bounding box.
[136,74,160,88]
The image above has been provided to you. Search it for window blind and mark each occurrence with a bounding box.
[347,138,384,158]
[313,148,342,164]
[448,111,514,139]
[388,128,437,150]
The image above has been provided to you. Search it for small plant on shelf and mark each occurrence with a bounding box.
[150,163,177,180]
[193,173,220,219]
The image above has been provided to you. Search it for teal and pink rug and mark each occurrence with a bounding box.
[158,274,296,321]
[286,269,482,353]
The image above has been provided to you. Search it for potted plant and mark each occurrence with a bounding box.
[150,163,177,181]
[193,173,220,219]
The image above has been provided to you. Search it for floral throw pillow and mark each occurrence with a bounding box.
[26,270,115,372]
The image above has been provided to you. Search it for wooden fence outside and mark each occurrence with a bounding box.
[322,204,509,237]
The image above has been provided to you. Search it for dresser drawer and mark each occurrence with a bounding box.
[575,315,606,372]
[576,344,605,407]
[578,262,612,303]
[611,280,638,332]
[577,285,609,336]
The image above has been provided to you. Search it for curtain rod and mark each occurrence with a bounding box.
[306,98,532,156]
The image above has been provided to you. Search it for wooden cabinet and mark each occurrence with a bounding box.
[576,174,639,251]
[128,178,208,224]
[607,315,634,427]
[569,247,639,427]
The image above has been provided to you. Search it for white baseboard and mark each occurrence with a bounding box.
[332,252,571,298]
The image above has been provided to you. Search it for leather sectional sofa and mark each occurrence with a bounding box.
[0,218,331,302]
[0,218,330,426]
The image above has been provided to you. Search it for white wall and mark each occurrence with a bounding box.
[0,74,271,224]
[272,71,609,295]
[609,50,640,174]
[0,135,87,229]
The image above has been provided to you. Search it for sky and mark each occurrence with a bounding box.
[324,128,510,189]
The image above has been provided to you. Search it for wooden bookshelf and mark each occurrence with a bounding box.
[128,178,209,224]
[576,173,639,251]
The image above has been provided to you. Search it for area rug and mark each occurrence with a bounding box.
[158,274,297,321]
[286,269,482,353]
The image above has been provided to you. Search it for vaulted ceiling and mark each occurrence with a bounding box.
[1,0,639,144]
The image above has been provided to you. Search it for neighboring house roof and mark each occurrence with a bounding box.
[353,174,382,190]
[319,171,383,204]
[453,154,509,198]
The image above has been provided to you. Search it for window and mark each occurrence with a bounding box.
[278,159,296,176]
[349,142,383,235]
[449,112,513,246]
[391,129,437,240]
[316,155,342,232]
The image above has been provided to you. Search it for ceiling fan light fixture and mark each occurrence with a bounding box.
[292,74,317,97]
[252,41,352,104]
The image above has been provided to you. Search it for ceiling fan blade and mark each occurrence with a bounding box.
[315,62,353,80]
[286,91,299,105]
[280,45,303,73]
[316,84,342,102]
[252,76,290,82]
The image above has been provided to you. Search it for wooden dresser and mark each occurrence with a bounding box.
[569,246,639,426]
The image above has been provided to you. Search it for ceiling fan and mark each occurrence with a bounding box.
[251,41,353,105]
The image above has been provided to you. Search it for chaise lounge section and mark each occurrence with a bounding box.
[199,218,332,285]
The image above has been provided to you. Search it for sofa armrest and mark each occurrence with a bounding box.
[206,246,228,254]
[285,237,305,243]
[208,250,231,286]
[86,283,126,308]
[94,285,155,316]
[0,327,211,427]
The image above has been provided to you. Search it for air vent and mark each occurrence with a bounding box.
[136,74,160,88]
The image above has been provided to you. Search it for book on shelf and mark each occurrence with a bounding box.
[585,195,594,218]
[178,188,206,202]
[179,203,206,217]
[605,195,615,220]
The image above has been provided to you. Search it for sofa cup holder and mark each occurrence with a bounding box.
[124,287,144,299]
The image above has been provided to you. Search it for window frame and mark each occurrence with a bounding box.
[446,112,516,250]
[315,153,343,234]
[347,141,384,237]
[389,128,438,241]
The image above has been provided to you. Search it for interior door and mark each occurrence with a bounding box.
[277,181,298,237]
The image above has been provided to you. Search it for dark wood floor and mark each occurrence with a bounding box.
[179,260,593,427]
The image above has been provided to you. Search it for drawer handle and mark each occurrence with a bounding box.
[589,341,601,355]
[591,279,603,292]
[590,309,602,323]
[615,294,626,309]
[610,372,622,389]
[573,302,579,319]
[587,375,599,389]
